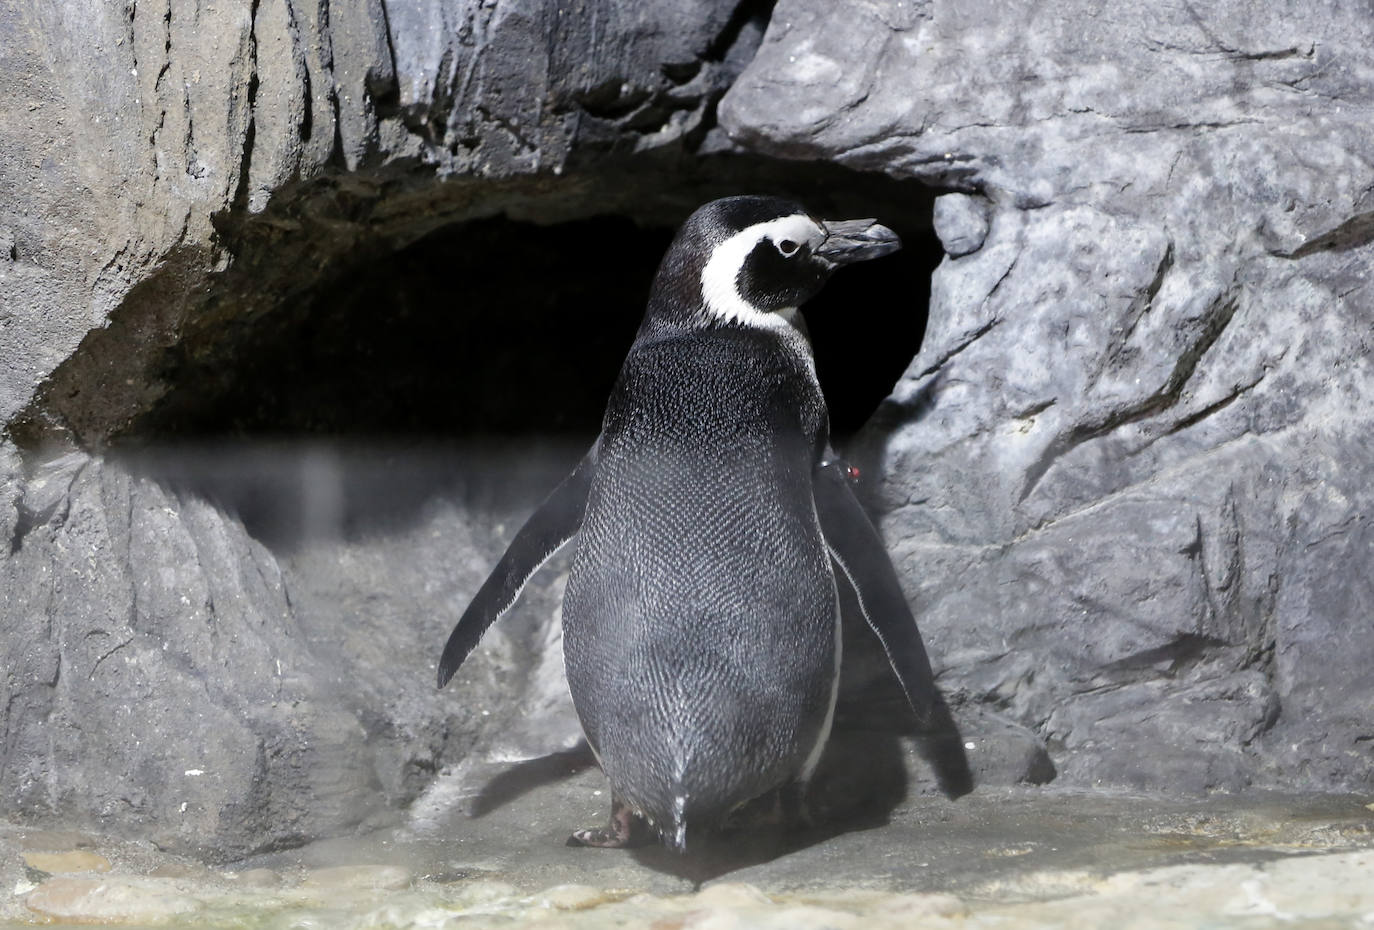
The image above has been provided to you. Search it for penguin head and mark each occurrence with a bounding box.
[646,196,902,333]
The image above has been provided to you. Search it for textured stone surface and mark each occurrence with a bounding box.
[24,875,204,922]
[0,445,576,862]
[22,850,112,875]
[2,0,1373,864]
[931,193,989,258]
[0,0,765,445]
[721,0,1374,792]
[5,792,1373,928]
[2,454,356,859]
[0,0,774,860]
[12,847,1374,929]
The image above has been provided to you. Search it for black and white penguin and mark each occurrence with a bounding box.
[437,196,942,852]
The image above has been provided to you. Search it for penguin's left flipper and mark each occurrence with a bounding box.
[814,455,938,727]
[437,442,599,689]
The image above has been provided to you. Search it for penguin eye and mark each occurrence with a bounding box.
[776,239,800,257]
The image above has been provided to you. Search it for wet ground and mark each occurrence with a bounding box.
[4,762,1374,928]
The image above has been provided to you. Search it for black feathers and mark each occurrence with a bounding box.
[435,196,930,852]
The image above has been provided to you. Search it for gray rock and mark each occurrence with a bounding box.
[932,194,990,258]
[723,0,1374,791]
[0,0,771,855]
[3,0,1373,863]
[2,455,345,860]
[0,441,18,546]
[0,0,763,442]
[0,444,585,862]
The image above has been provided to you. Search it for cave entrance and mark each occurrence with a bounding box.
[135,207,940,443]
[108,159,942,548]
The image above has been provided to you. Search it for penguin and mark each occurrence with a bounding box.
[437,195,942,852]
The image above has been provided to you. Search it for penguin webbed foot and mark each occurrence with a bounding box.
[567,797,652,848]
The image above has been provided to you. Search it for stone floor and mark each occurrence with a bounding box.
[4,765,1374,928]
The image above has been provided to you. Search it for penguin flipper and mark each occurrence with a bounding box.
[436,443,599,689]
[815,455,939,726]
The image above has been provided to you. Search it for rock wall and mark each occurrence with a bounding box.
[0,0,770,861]
[2,0,1372,860]
[722,0,1374,791]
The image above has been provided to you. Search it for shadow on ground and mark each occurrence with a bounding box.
[459,635,975,885]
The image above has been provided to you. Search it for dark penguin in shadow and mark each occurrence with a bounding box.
[438,196,952,852]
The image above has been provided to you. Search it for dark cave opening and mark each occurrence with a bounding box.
[135,188,940,447]
[104,160,943,550]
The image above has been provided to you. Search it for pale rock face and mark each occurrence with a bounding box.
[721,0,1374,792]
[932,194,990,258]
[1,0,1371,860]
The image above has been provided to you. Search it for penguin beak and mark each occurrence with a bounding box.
[815,219,902,266]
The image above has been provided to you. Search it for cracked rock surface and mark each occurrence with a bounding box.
[722,0,1374,792]
[0,0,774,861]
[2,0,1372,863]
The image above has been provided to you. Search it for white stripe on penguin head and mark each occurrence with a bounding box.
[699,215,825,329]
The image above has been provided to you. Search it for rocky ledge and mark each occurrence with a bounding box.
[3,786,1374,928]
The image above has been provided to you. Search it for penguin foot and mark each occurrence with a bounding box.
[567,797,650,848]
